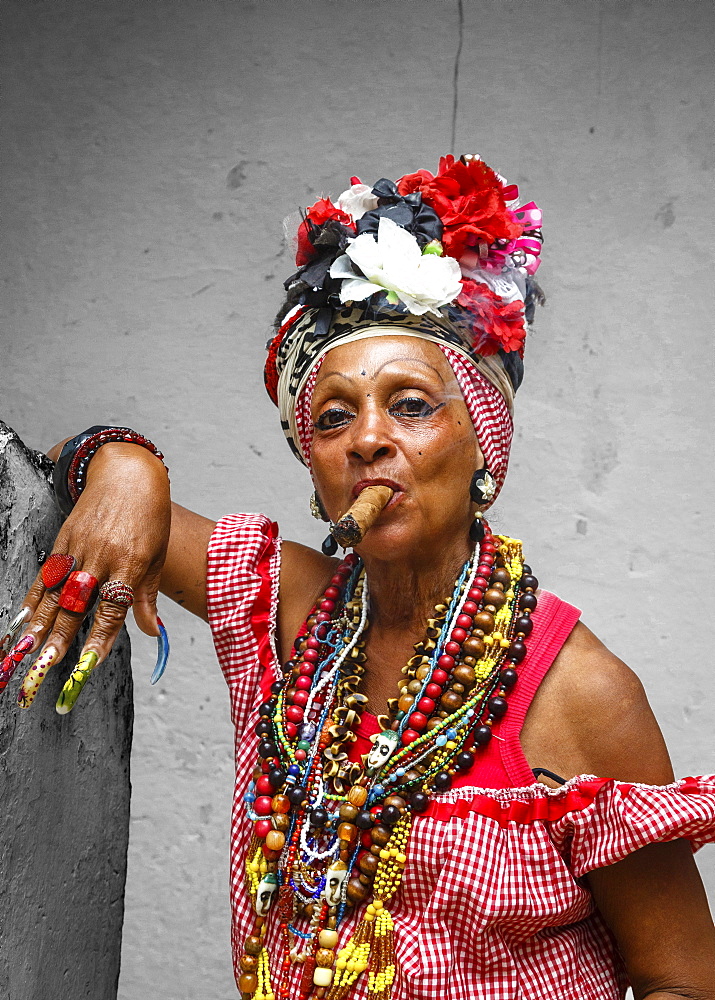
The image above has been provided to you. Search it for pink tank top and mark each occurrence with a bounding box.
[348,590,581,788]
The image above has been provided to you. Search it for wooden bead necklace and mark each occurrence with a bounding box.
[239,522,537,1000]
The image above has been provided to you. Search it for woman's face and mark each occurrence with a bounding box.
[310,336,483,562]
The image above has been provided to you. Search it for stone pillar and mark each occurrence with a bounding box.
[0,421,132,1000]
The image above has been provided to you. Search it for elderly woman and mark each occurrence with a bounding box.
[2,155,714,1000]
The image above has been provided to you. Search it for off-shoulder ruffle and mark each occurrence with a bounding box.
[424,773,715,876]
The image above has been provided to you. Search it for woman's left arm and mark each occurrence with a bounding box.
[536,624,715,999]
[587,839,715,1000]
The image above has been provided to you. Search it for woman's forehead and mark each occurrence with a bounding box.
[318,335,454,382]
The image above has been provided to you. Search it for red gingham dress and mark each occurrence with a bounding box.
[207,514,715,1000]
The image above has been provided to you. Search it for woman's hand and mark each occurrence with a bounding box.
[9,442,172,709]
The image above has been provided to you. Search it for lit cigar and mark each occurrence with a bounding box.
[330,485,394,547]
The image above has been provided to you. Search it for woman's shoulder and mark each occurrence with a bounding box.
[521,619,675,785]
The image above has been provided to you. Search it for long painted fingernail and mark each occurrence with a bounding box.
[18,646,59,708]
[1,608,31,654]
[0,634,36,693]
[150,618,169,685]
[56,650,99,714]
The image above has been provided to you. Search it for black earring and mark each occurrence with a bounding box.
[321,533,338,557]
[469,466,497,505]
[469,514,485,543]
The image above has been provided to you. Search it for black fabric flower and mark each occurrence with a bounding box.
[355,178,443,248]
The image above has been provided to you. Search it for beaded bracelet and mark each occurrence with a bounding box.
[52,425,167,516]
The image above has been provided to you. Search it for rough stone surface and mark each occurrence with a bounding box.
[0,422,132,1000]
[1,2,712,998]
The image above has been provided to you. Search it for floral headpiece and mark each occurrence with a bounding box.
[272,153,541,358]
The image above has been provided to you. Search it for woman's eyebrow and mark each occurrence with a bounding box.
[373,357,446,384]
[315,371,356,384]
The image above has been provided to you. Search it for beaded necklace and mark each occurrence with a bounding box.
[239,522,537,1000]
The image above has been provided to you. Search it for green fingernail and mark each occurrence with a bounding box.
[56,650,99,715]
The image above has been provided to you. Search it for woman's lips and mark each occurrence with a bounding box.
[352,479,404,506]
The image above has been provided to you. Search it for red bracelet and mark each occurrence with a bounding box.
[67,428,168,504]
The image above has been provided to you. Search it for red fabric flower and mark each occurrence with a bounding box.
[457,279,527,356]
[296,198,354,266]
[398,156,522,260]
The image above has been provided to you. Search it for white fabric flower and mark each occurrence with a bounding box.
[336,183,379,221]
[330,217,462,315]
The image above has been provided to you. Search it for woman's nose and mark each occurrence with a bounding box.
[347,408,395,464]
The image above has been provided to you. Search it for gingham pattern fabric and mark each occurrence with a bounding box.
[207,514,715,999]
[295,343,513,497]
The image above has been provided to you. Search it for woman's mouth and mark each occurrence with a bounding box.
[352,479,404,506]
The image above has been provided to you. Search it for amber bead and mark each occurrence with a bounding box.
[359,852,379,876]
[384,794,407,811]
[339,802,358,822]
[337,822,358,842]
[398,693,415,712]
[347,877,370,904]
[239,973,258,993]
[266,829,286,851]
[271,794,290,814]
[415,663,431,680]
[273,813,290,832]
[484,588,507,608]
[315,948,335,968]
[348,785,368,807]
[371,824,392,846]
[473,611,495,632]
[244,935,263,955]
[407,679,422,694]
[453,664,476,687]
[491,567,511,587]
[240,953,259,973]
[463,636,485,658]
[440,690,463,712]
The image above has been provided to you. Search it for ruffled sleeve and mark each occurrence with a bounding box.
[206,513,280,736]
[549,774,715,877]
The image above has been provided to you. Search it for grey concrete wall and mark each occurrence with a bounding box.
[1,1,713,997]
[0,423,132,1000]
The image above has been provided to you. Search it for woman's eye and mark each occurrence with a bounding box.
[389,397,441,418]
[314,408,354,431]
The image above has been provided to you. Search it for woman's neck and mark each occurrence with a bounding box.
[361,534,474,632]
